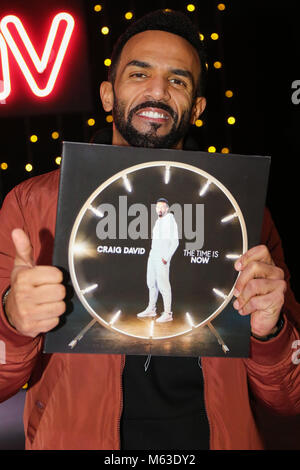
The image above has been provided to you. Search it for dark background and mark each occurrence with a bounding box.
[0,0,300,450]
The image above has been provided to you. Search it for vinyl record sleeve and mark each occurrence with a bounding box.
[44,142,270,357]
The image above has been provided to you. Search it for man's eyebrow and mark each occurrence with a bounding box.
[125,60,152,69]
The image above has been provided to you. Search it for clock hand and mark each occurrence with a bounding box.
[68,318,97,349]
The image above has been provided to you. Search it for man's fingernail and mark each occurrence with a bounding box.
[235,261,242,270]
[233,299,239,309]
[233,289,240,297]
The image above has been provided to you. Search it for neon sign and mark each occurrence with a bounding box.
[0,12,75,100]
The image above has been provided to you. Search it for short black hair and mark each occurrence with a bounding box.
[108,9,207,97]
[156,198,169,206]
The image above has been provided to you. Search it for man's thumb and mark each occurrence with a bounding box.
[12,228,35,267]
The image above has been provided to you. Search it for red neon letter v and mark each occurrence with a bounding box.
[0,13,75,97]
[0,32,10,100]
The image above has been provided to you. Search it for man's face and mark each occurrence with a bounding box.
[101,30,206,149]
[156,202,169,218]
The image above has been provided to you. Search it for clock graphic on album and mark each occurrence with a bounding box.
[68,161,247,346]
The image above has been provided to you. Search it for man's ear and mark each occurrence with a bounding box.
[100,81,114,112]
[190,96,207,124]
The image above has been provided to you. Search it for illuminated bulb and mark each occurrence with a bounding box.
[25,163,33,172]
[123,175,132,193]
[101,26,109,35]
[211,33,219,40]
[73,242,87,255]
[104,58,111,67]
[30,134,38,143]
[165,165,170,184]
[221,213,238,223]
[226,254,241,260]
[125,12,133,20]
[89,205,103,218]
[186,312,194,328]
[221,147,230,154]
[106,115,113,123]
[187,4,195,12]
[55,156,61,165]
[87,118,95,126]
[109,310,121,326]
[213,288,227,299]
[214,61,222,69]
[52,131,59,139]
[195,119,203,127]
[199,180,211,196]
[0,162,8,170]
[218,3,226,10]
[94,4,102,12]
[227,116,236,125]
[81,284,98,295]
[208,146,216,153]
[225,90,233,98]
[149,320,154,338]
[199,33,205,41]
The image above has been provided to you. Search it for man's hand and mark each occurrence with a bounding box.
[233,245,287,338]
[4,228,66,338]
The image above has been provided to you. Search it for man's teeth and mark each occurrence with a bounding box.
[138,110,168,119]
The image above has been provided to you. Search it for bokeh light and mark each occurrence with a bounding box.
[214,61,222,69]
[227,116,236,125]
[187,4,196,12]
[51,131,59,139]
[101,26,109,35]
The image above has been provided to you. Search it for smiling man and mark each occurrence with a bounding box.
[0,9,300,451]
[100,20,206,149]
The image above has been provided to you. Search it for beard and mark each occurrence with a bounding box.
[112,95,192,149]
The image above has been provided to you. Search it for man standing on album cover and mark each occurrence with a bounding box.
[137,197,179,323]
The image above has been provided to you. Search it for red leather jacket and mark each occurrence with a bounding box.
[0,170,300,450]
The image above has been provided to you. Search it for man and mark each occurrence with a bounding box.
[137,198,179,323]
[0,10,300,450]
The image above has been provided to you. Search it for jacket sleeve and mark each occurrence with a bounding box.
[0,186,43,403]
[164,215,179,263]
[244,207,300,415]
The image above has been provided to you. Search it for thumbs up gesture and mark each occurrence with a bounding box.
[4,228,66,338]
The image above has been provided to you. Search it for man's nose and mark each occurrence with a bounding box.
[144,76,171,101]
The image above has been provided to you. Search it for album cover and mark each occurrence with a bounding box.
[44,142,270,357]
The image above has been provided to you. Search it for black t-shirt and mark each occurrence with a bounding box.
[120,355,210,450]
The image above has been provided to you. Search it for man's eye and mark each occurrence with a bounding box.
[170,78,187,87]
[130,72,147,78]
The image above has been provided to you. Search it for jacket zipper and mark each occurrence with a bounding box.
[201,358,212,450]
[116,354,125,450]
